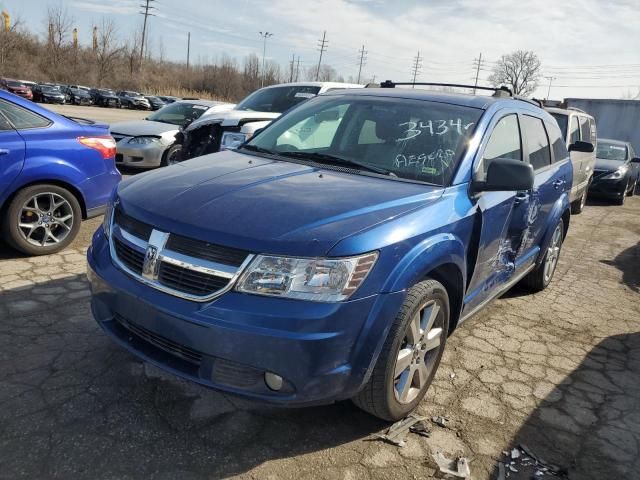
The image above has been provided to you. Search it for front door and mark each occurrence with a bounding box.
[0,102,26,198]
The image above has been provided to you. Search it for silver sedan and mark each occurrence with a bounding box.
[110,100,234,168]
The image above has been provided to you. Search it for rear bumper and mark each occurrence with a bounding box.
[78,167,122,214]
[87,231,405,406]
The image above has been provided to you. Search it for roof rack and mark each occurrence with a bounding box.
[378,81,548,109]
[379,80,513,96]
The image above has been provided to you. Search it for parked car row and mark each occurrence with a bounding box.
[0,77,183,110]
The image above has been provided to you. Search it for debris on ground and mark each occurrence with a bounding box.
[432,415,449,428]
[496,445,569,479]
[370,414,428,447]
[409,419,431,438]
[433,451,471,478]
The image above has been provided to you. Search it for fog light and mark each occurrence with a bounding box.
[264,372,283,391]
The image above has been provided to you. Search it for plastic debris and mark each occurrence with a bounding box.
[496,444,569,479]
[510,448,521,459]
[371,414,427,447]
[431,415,449,428]
[409,419,431,438]
[433,452,471,478]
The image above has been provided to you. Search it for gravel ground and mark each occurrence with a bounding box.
[1,195,639,479]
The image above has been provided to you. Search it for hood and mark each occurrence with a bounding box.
[595,158,627,172]
[117,151,441,256]
[110,120,179,137]
[186,109,281,132]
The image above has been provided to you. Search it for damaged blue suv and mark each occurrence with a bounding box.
[88,82,575,421]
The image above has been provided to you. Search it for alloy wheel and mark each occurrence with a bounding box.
[393,300,444,404]
[543,224,563,283]
[18,192,74,247]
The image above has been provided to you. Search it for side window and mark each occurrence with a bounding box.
[478,114,522,179]
[588,119,597,144]
[548,122,569,163]
[569,116,580,145]
[522,115,552,170]
[0,100,51,130]
[579,116,590,142]
[0,113,13,131]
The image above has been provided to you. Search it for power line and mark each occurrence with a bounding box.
[544,76,557,99]
[410,51,422,87]
[258,31,273,88]
[315,31,328,81]
[357,44,367,84]
[139,0,156,66]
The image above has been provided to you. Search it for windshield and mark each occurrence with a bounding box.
[124,91,140,96]
[597,141,628,161]
[235,86,321,113]
[245,95,482,186]
[551,113,568,141]
[98,89,115,95]
[7,81,24,88]
[41,86,60,93]
[147,102,210,126]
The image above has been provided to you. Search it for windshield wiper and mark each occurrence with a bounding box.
[276,151,394,176]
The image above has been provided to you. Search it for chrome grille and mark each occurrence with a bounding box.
[109,207,253,301]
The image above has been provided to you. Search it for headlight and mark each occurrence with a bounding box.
[236,252,378,302]
[102,196,116,238]
[128,136,160,145]
[603,166,628,180]
[220,132,248,151]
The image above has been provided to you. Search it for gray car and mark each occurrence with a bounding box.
[111,100,234,168]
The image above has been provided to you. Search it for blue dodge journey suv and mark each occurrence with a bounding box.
[88,82,574,420]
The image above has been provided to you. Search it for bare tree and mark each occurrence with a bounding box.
[489,50,542,96]
[46,6,73,51]
[95,20,124,85]
[0,17,23,67]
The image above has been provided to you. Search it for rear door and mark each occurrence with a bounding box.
[519,114,569,256]
[0,100,27,200]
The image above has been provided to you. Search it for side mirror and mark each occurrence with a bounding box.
[631,157,640,164]
[475,158,534,192]
[568,141,594,153]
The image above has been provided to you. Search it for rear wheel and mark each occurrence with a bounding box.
[521,218,564,292]
[352,279,449,421]
[2,185,82,256]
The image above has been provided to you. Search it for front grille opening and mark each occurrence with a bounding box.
[114,237,145,274]
[115,314,202,365]
[114,209,153,240]
[158,263,229,296]
[165,234,249,267]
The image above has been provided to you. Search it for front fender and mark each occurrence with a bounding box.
[536,192,570,267]
[382,233,467,293]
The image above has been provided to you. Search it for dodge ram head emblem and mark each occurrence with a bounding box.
[142,245,159,280]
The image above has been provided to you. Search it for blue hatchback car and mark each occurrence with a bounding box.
[0,90,120,255]
[88,83,573,420]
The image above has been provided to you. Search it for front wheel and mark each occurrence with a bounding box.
[161,144,183,167]
[571,189,587,214]
[352,279,449,421]
[2,185,82,256]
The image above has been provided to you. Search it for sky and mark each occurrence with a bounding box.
[1,0,639,99]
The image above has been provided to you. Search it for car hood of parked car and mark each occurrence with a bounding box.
[185,109,281,132]
[116,151,443,256]
[110,120,180,137]
[595,158,627,172]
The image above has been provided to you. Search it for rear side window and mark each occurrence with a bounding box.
[0,113,13,131]
[0,100,51,130]
[569,116,580,144]
[547,122,569,162]
[522,115,551,170]
[579,116,590,142]
[478,114,522,179]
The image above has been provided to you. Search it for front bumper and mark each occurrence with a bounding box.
[589,174,627,198]
[43,96,65,104]
[87,231,405,406]
[115,139,167,168]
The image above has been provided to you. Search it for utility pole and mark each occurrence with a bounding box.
[187,32,191,69]
[315,31,328,81]
[410,51,422,87]
[295,56,301,82]
[139,0,156,67]
[289,53,295,83]
[357,45,367,84]
[545,76,556,99]
[259,31,273,88]
[473,52,483,94]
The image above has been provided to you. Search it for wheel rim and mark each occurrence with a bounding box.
[167,146,182,165]
[543,224,563,283]
[18,192,74,247]
[393,300,444,404]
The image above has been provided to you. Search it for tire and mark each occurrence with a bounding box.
[627,180,635,197]
[352,279,449,421]
[571,189,587,214]
[2,184,82,256]
[521,218,564,292]
[161,144,183,167]
[616,188,626,205]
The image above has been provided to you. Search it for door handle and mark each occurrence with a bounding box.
[515,192,529,203]
[0,149,9,156]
